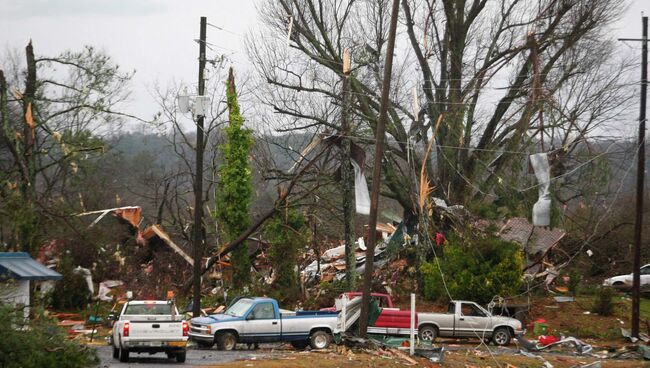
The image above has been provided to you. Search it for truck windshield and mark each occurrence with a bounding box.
[225,299,254,317]
[124,303,172,315]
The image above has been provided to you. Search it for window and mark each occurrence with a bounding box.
[124,304,172,315]
[225,299,254,317]
[641,267,650,275]
[249,303,275,320]
[460,303,486,317]
[447,303,455,314]
[372,296,385,308]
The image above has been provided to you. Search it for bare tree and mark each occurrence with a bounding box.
[247,0,635,230]
[146,65,231,253]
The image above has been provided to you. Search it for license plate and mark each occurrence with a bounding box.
[168,341,187,347]
[135,341,164,346]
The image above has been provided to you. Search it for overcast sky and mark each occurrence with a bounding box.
[1,0,648,132]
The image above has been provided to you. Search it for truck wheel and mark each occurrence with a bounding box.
[419,325,438,342]
[309,330,331,349]
[118,347,129,362]
[112,346,119,359]
[493,327,511,346]
[216,332,237,351]
[176,351,187,363]
[290,340,309,350]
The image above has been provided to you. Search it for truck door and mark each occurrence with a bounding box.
[641,266,650,286]
[243,302,281,343]
[456,302,490,338]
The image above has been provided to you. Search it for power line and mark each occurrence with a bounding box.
[206,22,243,37]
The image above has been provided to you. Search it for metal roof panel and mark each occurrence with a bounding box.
[0,252,62,280]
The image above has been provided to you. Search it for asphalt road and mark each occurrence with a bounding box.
[95,344,283,367]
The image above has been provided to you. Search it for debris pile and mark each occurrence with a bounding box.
[301,223,399,283]
[36,206,194,299]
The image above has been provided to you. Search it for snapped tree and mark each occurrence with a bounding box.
[0,42,133,253]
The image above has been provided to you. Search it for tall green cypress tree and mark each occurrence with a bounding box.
[216,67,253,289]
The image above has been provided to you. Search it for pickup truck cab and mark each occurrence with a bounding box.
[111,300,188,363]
[417,300,523,346]
[189,297,337,350]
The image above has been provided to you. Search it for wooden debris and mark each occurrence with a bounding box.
[388,348,418,365]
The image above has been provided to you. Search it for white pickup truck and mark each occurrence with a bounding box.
[417,300,524,346]
[111,300,189,363]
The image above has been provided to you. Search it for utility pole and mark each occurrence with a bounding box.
[341,49,356,290]
[633,16,648,339]
[619,16,648,339]
[192,16,207,318]
[358,0,400,337]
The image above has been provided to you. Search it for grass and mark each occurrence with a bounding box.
[518,292,650,344]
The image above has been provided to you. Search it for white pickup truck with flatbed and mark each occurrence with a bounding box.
[110,300,189,363]
[418,300,524,346]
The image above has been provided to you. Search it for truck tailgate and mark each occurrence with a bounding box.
[128,321,184,340]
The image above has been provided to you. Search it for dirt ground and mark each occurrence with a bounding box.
[208,347,650,368]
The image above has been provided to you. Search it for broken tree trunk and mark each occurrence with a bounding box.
[341,57,356,290]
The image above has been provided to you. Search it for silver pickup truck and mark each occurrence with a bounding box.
[418,300,524,346]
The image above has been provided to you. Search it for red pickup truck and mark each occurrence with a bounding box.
[323,292,417,336]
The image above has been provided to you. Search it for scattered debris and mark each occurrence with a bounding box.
[580,361,602,368]
[141,224,193,265]
[538,335,560,345]
[519,349,554,367]
[57,320,86,329]
[638,345,650,360]
[621,328,650,345]
[76,206,142,228]
[414,347,445,363]
[553,296,575,303]
[302,223,400,283]
[97,280,124,301]
[517,335,592,355]
[388,347,418,365]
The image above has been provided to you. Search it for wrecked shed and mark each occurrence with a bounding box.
[0,252,62,319]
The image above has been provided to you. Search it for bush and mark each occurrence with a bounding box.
[592,287,615,316]
[568,270,582,296]
[0,306,98,368]
[421,234,523,304]
[50,256,91,310]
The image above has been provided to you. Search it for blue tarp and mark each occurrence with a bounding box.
[0,252,62,280]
